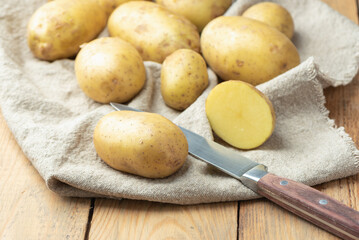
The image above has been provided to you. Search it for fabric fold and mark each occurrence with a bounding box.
[0,0,358,204]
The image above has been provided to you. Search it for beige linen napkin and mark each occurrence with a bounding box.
[0,0,358,204]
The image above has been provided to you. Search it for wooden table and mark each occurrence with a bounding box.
[1,1,358,239]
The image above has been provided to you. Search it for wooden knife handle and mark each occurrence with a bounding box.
[257,173,359,240]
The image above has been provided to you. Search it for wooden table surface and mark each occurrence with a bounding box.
[1,1,358,239]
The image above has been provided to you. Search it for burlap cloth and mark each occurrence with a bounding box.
[0,0,358,204]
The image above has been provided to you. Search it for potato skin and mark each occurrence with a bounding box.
[94,111,188,178]
[108,1,200,63]
[201,16,300,85]
[156,0,232,32]
[27,0,107,61]
[75,37,146,103]
[161,49,209,110]
[242,2,294,39]
[98,0,150,16]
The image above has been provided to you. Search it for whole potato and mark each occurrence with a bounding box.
[27,0,107,61]
[75,37,146,103]
[161,49,209,110]
[242,2,294,39]
[108,1,200,63]
[94,111,188,178]
[156,0,232,32]
[201,16,300,85]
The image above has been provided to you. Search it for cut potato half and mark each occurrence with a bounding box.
[205,80,275,149]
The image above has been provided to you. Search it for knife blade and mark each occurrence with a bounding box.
[110,102,359,240]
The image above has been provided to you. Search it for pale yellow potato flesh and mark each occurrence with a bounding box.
[75,37,146,103]
[201,16,300,85]
[205,81,275,149]
[161,49,209,110]
[27,0,107,61]
[94,111,188,178]
[242,2,294,39]
[156,0,232,32]
[108,1,200,63]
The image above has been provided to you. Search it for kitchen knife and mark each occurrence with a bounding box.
[110,102,359,240]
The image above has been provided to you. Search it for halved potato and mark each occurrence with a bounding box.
[205,80,275,149]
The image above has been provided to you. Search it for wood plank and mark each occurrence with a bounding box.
[239,74,359,240]
[89,1,358,240]
[0,112,91,240]
[239,79,359,240]
[89,199,237,240]
[240,0,359,239]
[321,0,359,23]
[256,173,359,240]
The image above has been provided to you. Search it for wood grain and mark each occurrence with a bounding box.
[257,173,359,240]
[89,2,359,240]
[321,0,359,23]
[89,199,237,240]
[0,1,357,240]
[0,113,91,240]
[240,1,359,239]
[238,73,359,240]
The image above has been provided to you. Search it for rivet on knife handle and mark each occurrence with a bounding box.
[251,173,359,240]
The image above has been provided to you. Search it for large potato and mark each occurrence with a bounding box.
[94,111,188,178]
[201,16,300,85]
[108,1,200,63]
[242,2,294,39]
[75,37,146,103]
[155,0,232,32]
[161,49,208,110]
[27,0,107,61]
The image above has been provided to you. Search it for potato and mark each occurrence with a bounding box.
[98,0,150,16]
[94,111,188,178]
[75,37,146,103]
[206,80,275,149]
[242,2,294,39]
[108,1,200,63]
[161,49,208,110]
[155,0,232,32]
[27,0,107,61]
[201,16,300,85]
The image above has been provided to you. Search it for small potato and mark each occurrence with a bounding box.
[156,0,232,32]
[75,37,146,103]
[206,81,275,149]
[27,0,107,61]
[94,111,188,178]
[108,1,200,63]
[161,49,208,110]
[201,16,300,85]
[242,2,294,39]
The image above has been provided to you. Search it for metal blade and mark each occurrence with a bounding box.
[110,102,260,179]
[110,103,142,112]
